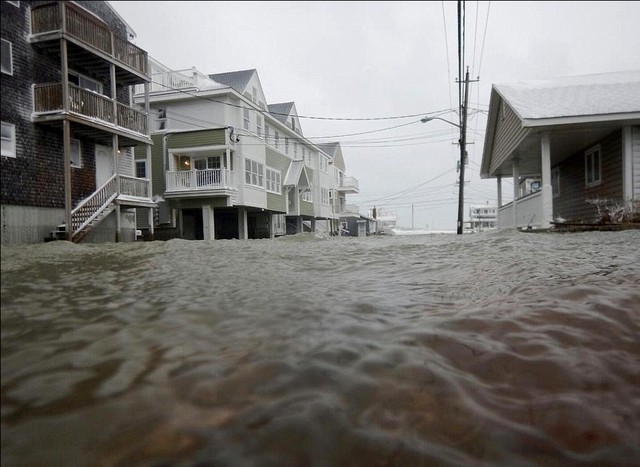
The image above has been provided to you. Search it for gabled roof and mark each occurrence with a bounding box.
[283,160,310,188]
[317,142,346,172]
[494,70,640,123]
[208,69,256,95]
[481,70,640,178]
[268,102,295,125]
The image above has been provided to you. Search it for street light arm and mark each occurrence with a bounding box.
[420,116,462,129]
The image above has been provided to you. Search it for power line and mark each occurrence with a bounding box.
[477,1,491,77]
[147,78,449,122]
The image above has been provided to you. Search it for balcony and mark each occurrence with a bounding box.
[498,191,544,229]
[29,2,148,85]
[338,176,360,194]
[134,68,218,95]
[33,82,148,141]
[165,169,237,200]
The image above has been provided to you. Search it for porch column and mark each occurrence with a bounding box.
[61,38,72,241]
[238,207,248,240]
[115,204,121,242]
[269,212,275,239]
[311,218,316,232]
[512,158,520,228]
[540,132,553,228]
[202,205,215,240]
[623,126,634,199]
[497,175,503,208]
[148,207,154,240]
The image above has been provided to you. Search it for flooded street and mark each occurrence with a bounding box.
[2,230,640,466]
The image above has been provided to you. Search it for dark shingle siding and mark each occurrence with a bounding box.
[1,1,137,209]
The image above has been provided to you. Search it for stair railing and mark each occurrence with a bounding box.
[71,174,118,238]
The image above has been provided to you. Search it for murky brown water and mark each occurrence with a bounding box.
[2,230,640,466]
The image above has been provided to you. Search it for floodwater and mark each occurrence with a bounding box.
[1,230,639,467]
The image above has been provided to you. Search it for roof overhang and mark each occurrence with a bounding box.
[481,84,640,179]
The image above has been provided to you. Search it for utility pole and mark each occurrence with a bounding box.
[457,68,470,235]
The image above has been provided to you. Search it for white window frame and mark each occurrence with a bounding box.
[274,130,280,149]
[68,70,102,94]
[551,167,560,198]
[285,137,289,155]
[156,109,167,130]
[245,158,264,188]
[265,167,281,194]
[265,125,270,146]
[1,39,13,76]
[70,139,82,168]
[585,145,601,187]
[243,107,250,131]
[136,160,147,178]
[1,122,16,158]
[321,187,330,205]
[256,115,263,138]
[302,185,313,202]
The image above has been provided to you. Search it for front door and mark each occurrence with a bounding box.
[95,144,114,188]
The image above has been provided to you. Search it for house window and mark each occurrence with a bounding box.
[71,139,81,167]
[265,125,270,146]
[321,187,330,205]
[256,115,263,138]
[266,167,281,194]
[1,39,13,75]
[243,107,250,131]
[157,109,167,130]
[136,160,147,178]
[245,158,263,187]
[302,185,312,202]
[285,137,289,154]
[294,142,298,158]
[194,156,220,170]
[585,145,601,187]
[274,130,280,149]
[291,118,296,133]
[551,167,560,197]
[1,122,16,158]
[68,71,101,93]
[320,155,328,173]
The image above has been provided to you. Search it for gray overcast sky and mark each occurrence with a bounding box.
[110,1,640,230]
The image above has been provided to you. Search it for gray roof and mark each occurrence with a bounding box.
[494,70,640,121]
[317,142,339,158]
[268,102,294,125]
[207,69,256,94]
[283,160,309,188]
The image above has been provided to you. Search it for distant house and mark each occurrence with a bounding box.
[480,71,640,229]
[1,1,155,244]
[132,58,360,240]
[465,204,497,233]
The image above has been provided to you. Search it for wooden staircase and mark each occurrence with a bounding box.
[48,175,118,243]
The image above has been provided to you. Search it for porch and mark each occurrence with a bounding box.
[33,83,148,139]
[497,191,544,229]
[165,169,237,203]
[29,1,148,83]
[337,176,360,194]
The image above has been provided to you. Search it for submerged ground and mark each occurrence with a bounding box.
[2,230,639,466]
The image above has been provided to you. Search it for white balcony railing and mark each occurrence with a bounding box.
[119,175,150,198]
[339,176,359,193]
[498,191,543,229]
[166,169,230,192]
